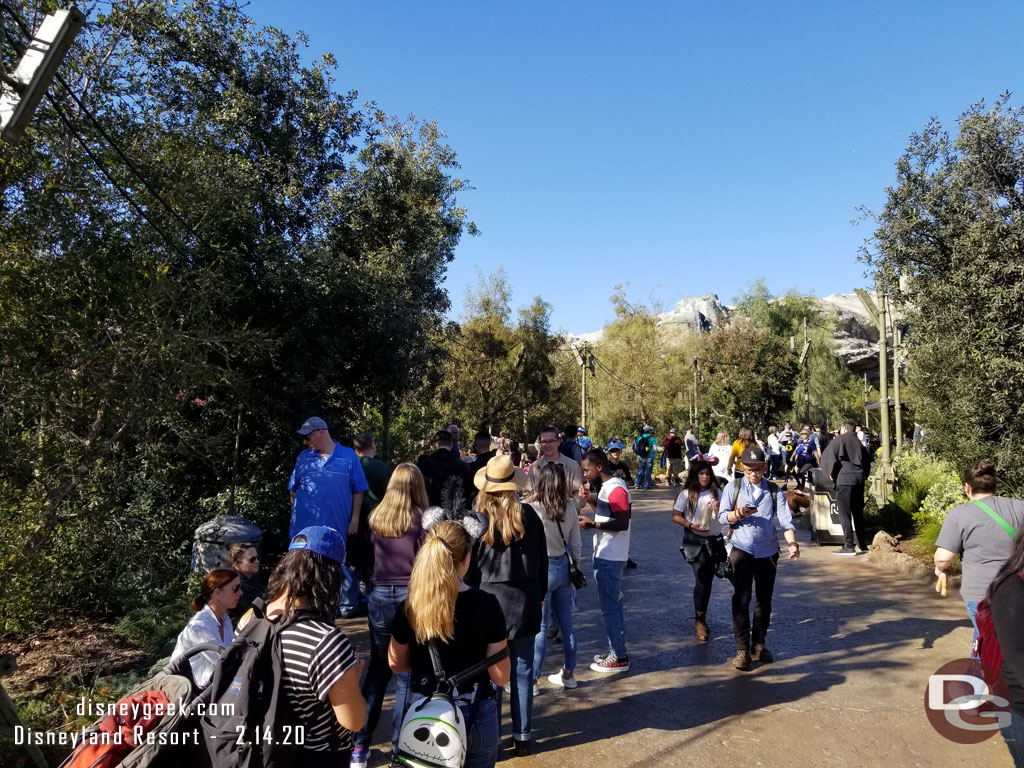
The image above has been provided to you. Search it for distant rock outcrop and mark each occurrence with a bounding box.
[570,292,880,374]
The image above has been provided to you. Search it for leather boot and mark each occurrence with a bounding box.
[694,612,709,642]
[732,648,752,671]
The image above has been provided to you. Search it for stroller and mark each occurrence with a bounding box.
[59,643,221,768]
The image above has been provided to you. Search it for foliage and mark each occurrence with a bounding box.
[888,451,964,544]
[863,94,1024,489]
[0,0,471,633]
[113,604,189,656]
[431,269,566,438]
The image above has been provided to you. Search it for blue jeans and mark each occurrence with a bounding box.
[339,563,363,615]
[533,556,577,674]
[636,457,654,488]
[594,556,627,658]
[497,635,535,741]
[1003,708,1024,768]
[965,600,980,657]
[354,586,410,753]
[461,697,500,768]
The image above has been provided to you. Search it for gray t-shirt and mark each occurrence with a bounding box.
[935,496,1024,601]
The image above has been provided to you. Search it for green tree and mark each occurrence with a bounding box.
[863,95,1024,485]
[0,0,471,629]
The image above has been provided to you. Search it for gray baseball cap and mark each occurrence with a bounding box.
[297,416,328,436]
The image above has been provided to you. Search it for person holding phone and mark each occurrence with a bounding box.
[718,445,800,671]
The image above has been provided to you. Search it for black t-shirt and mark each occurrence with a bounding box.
[391,588,507,699]
[990,573,1024,715]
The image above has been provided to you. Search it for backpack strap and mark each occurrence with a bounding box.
[447,647,510,689]
[427,638,448,687]
[972,499,1018,539]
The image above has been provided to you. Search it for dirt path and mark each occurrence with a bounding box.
[341,484,1012,767]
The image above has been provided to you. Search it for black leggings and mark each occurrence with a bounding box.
[730,548,779,650]
[688,545,716,614]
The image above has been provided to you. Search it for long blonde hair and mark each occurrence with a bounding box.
[370,463,428,538]
[476,489,526,547]
[715,431,729,446]
[405,521,470,643]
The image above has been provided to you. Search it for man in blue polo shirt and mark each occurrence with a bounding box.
[289,416,369,616]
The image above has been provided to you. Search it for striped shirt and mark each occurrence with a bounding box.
[279,619,357,752]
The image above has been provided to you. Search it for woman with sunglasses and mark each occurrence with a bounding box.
[227,542,265,624]
[170,568,241,687]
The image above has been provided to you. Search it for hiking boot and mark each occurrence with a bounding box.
[751,643,774,663]
[590,653,630,673]
[513,739,531,757]
[694,612,709,642]
[832,546,857,556]
[732,649,752,671]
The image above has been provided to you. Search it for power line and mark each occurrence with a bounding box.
[47,92,194,263]
[2,2,218,260]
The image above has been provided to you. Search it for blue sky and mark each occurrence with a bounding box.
[247,0,1024,335]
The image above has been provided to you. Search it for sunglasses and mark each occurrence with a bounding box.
[245,556,259,564]
[225,583,241,593]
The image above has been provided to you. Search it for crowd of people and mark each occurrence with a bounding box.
[165,416,1024,768]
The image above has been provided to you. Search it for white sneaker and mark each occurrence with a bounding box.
[350,748,368,768]
[503,682,540,696]
[547,671,578,689]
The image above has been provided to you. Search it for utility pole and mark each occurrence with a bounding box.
[890,296,903,455]
[802,317,810,423]
[578,344,594,429]
[693,358,700,443]
[856,285,893,504]
[863,373,870,431]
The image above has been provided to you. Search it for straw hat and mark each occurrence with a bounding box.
[474,454,528,493]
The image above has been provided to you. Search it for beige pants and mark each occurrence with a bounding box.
[667,458,684,484]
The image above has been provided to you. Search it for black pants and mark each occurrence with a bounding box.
[686,542,716,614]
[730,548,779,650]
[836,482,867,550]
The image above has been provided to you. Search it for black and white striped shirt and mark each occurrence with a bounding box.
[279,618,357,751]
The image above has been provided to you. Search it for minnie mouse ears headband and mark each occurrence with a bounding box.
[421,505,486,541]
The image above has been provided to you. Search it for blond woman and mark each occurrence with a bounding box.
[389,521,510,768]
[465,455,547,756]
[352,463,428,767]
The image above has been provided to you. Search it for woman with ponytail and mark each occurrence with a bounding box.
[170,568,240,688]
[465,455,547,757]
[389,521,510,768]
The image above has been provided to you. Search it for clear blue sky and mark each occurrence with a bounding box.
[248,0,1024,335]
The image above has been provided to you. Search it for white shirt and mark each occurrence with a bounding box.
[673,488,724,537]
[171,604,233,688]
[708,443,733,479]
[594,476,631,562]
[767,434,780,456]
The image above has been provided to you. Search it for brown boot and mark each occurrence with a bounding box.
[752,643,774,663]
[732,649,752,671]
[694,612,709,642]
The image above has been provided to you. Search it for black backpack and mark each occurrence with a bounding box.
[634,435,652,458]
[199,600,319,768]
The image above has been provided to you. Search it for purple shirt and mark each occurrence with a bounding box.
[372,516,424,586]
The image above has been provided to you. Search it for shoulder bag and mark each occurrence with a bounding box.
[555,517,587,589]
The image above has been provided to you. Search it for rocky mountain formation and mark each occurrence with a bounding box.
[575,293,883,375]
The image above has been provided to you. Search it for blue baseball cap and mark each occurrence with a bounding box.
[289,526,346,566]
[605,438,625,451]
[297,416,328,436]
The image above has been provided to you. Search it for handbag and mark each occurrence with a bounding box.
[679,529,733,581]
[555,517,587,589]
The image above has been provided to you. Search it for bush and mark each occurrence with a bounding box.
[114,604,189,656]
[887,451,965,548]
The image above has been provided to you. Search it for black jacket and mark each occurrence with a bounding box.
[821,431,871,487]
[466,503,548,639]
[417,449,473,508]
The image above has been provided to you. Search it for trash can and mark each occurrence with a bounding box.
[808,468,852,545]
[191,515,263,573]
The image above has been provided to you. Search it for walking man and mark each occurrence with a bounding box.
[663,428,684,487]
[579,448,632,672]
[633,425,657,490]
[820,422,872,556]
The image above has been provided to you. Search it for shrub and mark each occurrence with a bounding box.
[114,604,189,656]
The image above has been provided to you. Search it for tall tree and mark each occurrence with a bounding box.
[863,94,1024,484]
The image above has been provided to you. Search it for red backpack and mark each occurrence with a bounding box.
[972,571,1024,686]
